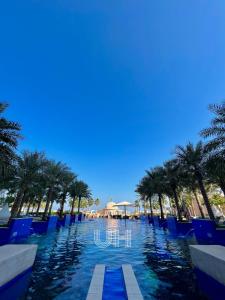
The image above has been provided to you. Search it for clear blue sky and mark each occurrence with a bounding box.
[1,1,225,207]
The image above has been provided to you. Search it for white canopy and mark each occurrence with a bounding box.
[113,201,134,207]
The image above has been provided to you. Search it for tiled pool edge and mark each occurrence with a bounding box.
[86,264,105,300]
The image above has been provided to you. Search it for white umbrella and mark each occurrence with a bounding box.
[113,202,134,218]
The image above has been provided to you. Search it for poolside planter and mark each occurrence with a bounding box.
[57,214,71,227]
[190,245,225,300]
[167,216,193,235]
[0,218,33,245]
[32,216,58,234]
[0,244,37,300]
[192,219,225,245]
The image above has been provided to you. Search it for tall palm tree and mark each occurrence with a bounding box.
[179,172,205,219]
[201,102,225,156]
[58,169,76,218]
[95,198,100,207]
[146,167,166,220]
[42,160,69,220]
[10,151,47,218]
[69,180,91,214]
[0,102,21,178]
[205,154,225,196]
[163,159,182,221]
[175,142,215,220]
[136,176,154,217]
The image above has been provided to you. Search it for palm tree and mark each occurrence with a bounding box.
[201,102,225,156]
[136,176,154,217]
[69,180,91,214]
[205,154,225,196]
[146,167,166,220]
[95,198,100,207]
[0,102,21,178]
[179,172,205,219]
[69,181,78,215]
[163,159,182,221]
[42,160,69,220]
[58,169,76,218]
[175,142,215,220]
[10,151,47,218]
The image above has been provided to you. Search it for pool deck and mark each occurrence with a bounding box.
[0,244,37,287]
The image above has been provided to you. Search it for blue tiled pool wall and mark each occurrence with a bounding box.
[1,214,225,247]
[194,267,225,300]
[150,215,225,245]
[0,267,32,300]
[0,214,84,246]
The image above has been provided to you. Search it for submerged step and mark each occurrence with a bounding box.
[86,264,143,300]
[103,267,127,300]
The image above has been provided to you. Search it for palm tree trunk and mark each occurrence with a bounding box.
[70,196,76,215]
[148,197,153,218]
[219,180,225,197]
[195,172,215,220]
[172,188,182,221]
[143,201,146,214]
[10,189,25,219]
[59,193,66,218]
[36,201,41,214]
[193,189,204,218]
[77,195,82,213]
[48,200,54,215]
[26,201,31,215]
[158,194,164,220]
[43,188,53,220]
[190,201,196,217]
[31,203,35,213]
[18,192,27,216]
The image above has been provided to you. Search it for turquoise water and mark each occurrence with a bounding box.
[23,219,206,300]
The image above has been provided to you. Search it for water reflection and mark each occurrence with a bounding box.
[143,226,207,299]
[18,219,209,300]
[25,226,83,299]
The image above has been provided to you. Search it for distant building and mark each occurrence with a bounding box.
[97,202,121,217]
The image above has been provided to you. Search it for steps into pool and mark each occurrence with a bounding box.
[86,264,143,300]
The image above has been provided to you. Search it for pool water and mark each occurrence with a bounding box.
[22,219,206,300]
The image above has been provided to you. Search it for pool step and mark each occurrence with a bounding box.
[86,264,143,300]
[86,265,105,300]
[122,264,143,300]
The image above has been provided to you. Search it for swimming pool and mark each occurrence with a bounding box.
[23,219,206,300]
